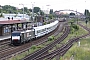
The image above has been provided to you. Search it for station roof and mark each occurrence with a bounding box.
[0,20,30,25]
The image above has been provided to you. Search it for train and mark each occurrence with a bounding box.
[11,20,59,45]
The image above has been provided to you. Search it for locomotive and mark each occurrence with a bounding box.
[11,20,59,45]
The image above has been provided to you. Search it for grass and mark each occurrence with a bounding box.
[9,22,88,60]
[9,32,63,60]
[10,45,42,60]
[61,24,88,44]
[63,37,90,60]
[80,21,90,28]
[58,24,89,60]
[52,23,89,60]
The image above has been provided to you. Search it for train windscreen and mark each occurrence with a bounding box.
[12,33,20,36]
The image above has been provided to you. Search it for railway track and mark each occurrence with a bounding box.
[22,25,70,60]
[0,21,65,60]
[44,34,89,60]
[34,22,90,60]
[78,23,90,33]
[0,41,11,50]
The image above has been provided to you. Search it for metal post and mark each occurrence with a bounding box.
[23,4,24,19]
[31,2,35,22]
[46,5,50,20]
[76,10,78,24]
[32,3,34,21]
[19,4,24,19]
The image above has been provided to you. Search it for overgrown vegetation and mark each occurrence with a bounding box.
[48,35,54,41]
[10,33,62,60]
[58,20,89,60]
[63,37,90,60]
[0,13,4,17]
[10,20,88,60]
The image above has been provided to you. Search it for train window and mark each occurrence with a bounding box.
[12,33,20,36]
[29,32,31,35]
[37,30,40,33]
[27,33,29,37]
[42,29,45,32]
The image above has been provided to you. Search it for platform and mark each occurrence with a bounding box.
[0,35,11,41]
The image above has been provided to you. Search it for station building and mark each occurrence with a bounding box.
[0,18,32,36]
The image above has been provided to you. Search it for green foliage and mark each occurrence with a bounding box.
[84,9,89,16]
[68,19,75,25]
[70,22,79,34]
[49,9,53,14]
[0,5,44,14]
[37,45,44,49]
[31,45,36,50]
[71,24,79,31]
[48,14,53,19]
[43,22,47,25]
[64,44,90,60]
[48,35,54,41]
[0,13,4,17]
[2,5,17,13]
[34,7,40,13]
[62,24,89,60]
[69,12,75,15]
[40,10,44,15]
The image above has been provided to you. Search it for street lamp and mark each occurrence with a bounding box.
[46,5,50,20]
[46,5,50,14]
[31,2,35,22]
[19,4,24,19]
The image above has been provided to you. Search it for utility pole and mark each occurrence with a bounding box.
[19,4,24,19]
[31,2,35,22]
[76,9,78,24]
[46,5,50,20]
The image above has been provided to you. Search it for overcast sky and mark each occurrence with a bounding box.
[0,0,89,13]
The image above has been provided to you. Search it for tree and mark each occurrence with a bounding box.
[29,8,32,12]
[2,5,17,13]
[34,7,40,13]
[70,12,75,15]
[84,9,90,21]
[84,9,89,16]
[0,5,43,15]
[0,13,3,17]
[48,14,53,19]
[23,7,28,13]
[49,9,53,14]
[40,10,44,16]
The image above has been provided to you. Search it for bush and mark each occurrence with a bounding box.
[48,35,54,41]
[37,45,44,49]
[31,45,36,50]
[0,13,4,17]
[44,22,47,25]
[71,24,79,31]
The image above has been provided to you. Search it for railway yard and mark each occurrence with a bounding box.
[0,19,90,60]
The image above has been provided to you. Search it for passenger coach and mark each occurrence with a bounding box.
[11,20,59,45]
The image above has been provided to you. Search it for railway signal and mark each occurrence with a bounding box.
[85,20,88,27]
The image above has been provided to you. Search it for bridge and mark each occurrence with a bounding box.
[59,9,83,15]
[57,9,85,18]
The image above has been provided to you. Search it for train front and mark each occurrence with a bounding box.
[11,31,21,45]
